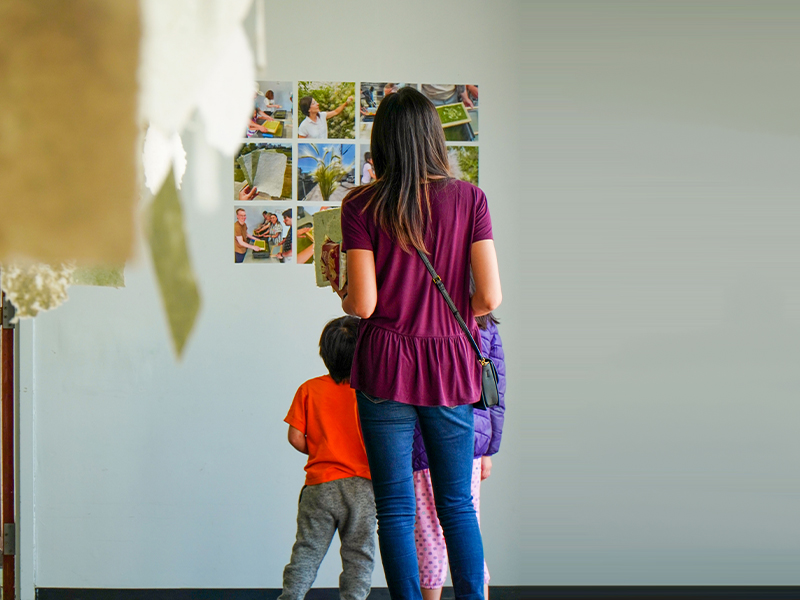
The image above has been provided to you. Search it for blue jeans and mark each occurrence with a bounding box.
[356,392,484,600]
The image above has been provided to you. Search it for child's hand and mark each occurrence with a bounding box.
[480,456,492,480]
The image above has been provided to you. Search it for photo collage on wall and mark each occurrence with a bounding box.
[233,81,479,265]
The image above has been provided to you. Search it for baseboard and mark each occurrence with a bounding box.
[34,586,800,600]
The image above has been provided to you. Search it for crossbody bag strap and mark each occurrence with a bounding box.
[416,249,486,365]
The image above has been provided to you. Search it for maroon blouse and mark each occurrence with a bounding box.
[341,179,493,407]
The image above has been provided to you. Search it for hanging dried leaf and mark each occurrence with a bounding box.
[146,171,201,357]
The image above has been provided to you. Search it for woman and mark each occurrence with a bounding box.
[252,211,272,238]
[297,94,353,139]
[264,213,283,250]
[263,89,281,114]
[327,87,501,600]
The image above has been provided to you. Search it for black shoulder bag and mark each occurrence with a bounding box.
[417,249,499,410]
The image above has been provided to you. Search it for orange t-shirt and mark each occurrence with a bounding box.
[284,374,371,486]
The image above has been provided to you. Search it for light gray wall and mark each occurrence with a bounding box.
[521,0,800,584]
[19,0,800,595]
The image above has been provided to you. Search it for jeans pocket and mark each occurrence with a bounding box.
[357,390,388,404]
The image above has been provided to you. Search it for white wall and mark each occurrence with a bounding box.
[19,0,800,595]
[20,0,527,593]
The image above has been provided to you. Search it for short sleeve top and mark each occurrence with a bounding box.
[234,221,248,253]
[284,374,371,486]
[298,111,328,139]
[341,179,493,407]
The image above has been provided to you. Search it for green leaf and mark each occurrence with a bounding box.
[146,169,201,358]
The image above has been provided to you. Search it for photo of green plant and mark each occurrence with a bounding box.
[448,146,479,185]
[297,143,355,202]
[298,81,356,140]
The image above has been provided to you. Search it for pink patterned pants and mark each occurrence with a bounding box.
[413,457,490,589]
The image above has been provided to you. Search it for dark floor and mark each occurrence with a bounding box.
[36,588,529,600]
[35,587,800,600]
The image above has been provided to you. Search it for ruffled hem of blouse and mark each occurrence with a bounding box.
[351,322,482,407]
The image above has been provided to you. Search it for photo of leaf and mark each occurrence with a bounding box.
[234,143,292,201]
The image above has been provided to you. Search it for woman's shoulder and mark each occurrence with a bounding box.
[437,178,486,202]
[342,185,376,212]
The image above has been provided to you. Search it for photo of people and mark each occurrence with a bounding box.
[234,143,292,201]
[275,207,293,263]
[447,145,479,185]
[246,81,293,139]
[295,205,334,265]
[420,84,479,142]
[228,80,481,268]
[359,146,376,185]
[359,82,416,140]
[297,143,355,202]
[297,81,356,140]
[233,206,291,264]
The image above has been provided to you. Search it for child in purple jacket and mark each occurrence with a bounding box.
[411,313,506,600]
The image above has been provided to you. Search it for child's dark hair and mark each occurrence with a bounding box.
[319,317,360,383]
[475,313,500,330]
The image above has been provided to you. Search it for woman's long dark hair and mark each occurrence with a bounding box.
[351,87,451,254]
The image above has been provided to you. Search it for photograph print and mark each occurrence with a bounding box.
[447,145,478,185]
[297,81,356,140]
[359,144,376,185]
[420,84,479,142]
[234,205,292,264]
[234,143,292,201]
[294,205,337,265]
[297,143,355,203]
[246,80,293,139]
[359,82,416,140]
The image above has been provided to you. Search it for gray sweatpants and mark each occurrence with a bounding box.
[279,476,376,600]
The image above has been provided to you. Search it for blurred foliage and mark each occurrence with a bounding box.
[298,81,356,140]
[455,146,479,185]
[72,265,125,287]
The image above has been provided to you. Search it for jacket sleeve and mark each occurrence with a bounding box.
[484,323,506,456]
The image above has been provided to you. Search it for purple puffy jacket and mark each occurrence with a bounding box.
[412,320,506,471]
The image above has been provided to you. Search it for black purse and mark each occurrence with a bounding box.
[417,249,500,410]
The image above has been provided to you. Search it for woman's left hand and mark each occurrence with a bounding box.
[333,282,348,299]
[480,456,492,480]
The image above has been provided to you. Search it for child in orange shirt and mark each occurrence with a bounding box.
[279,317,375,600]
